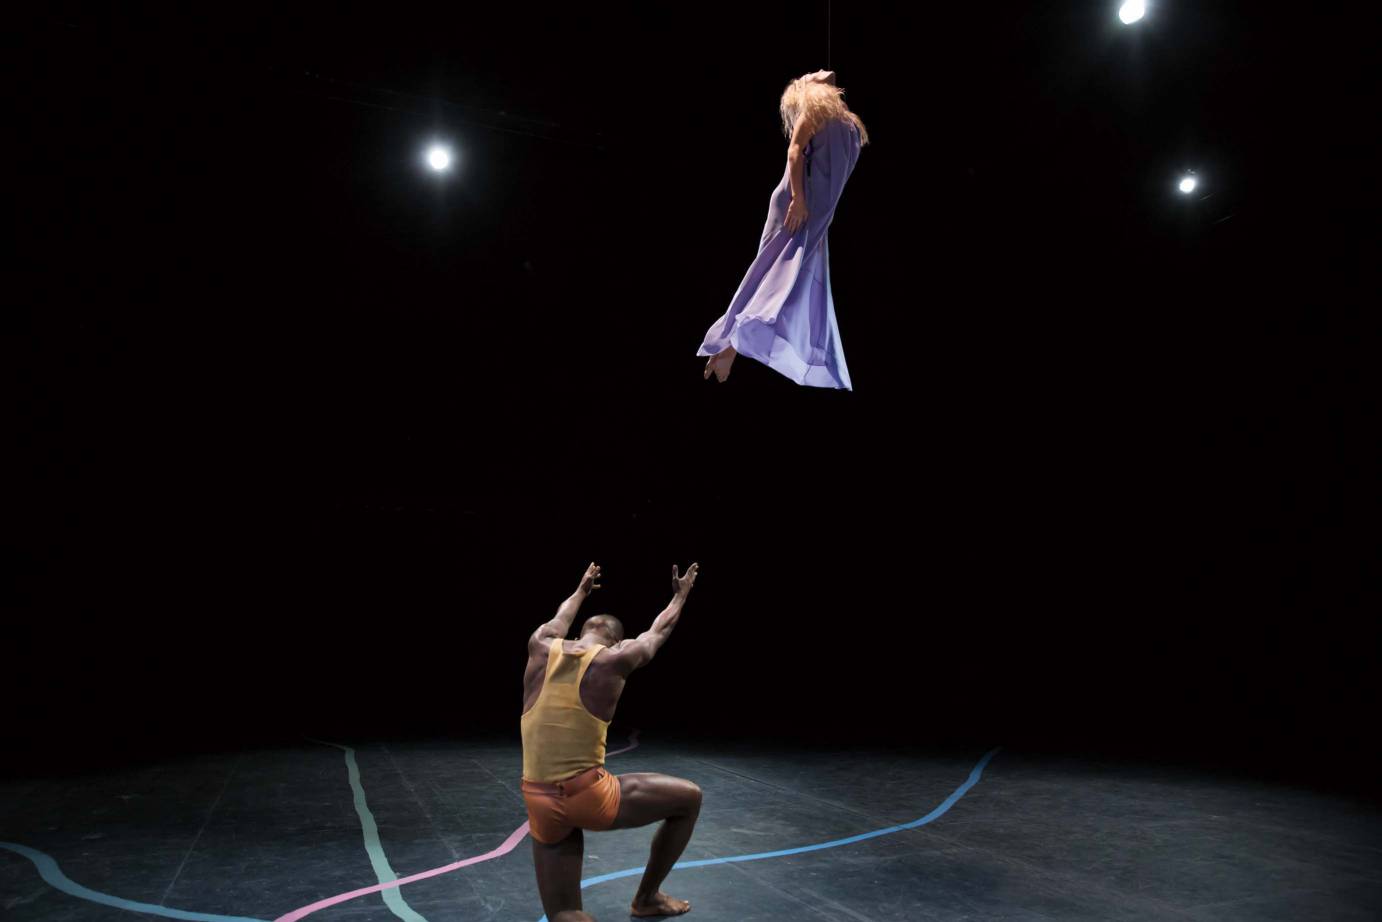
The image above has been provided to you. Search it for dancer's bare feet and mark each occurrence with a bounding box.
[630,891,691,917]
[702,347,737,383]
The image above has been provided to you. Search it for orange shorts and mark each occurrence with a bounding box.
[521,765,622,844]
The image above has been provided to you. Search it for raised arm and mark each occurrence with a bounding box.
[611,563,699,676]
[530,562,601,651]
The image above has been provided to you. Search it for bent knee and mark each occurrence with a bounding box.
[680,780,703,812]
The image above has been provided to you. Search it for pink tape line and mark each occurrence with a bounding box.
[273,729,641,922]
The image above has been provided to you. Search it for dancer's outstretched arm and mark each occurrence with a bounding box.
[612,564,699,674]
[531,562,601,648]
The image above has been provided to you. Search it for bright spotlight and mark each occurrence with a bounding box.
[1119,0,1146,24]
[426,145,452,172]
[1179,175,1198,194]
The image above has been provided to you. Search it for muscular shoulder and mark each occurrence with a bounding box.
[593,639,647,678]
[589,642,622,670]
[527,630,556,661]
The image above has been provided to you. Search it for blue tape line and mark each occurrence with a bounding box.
[0,841,268,922]
[536,747,1000,922]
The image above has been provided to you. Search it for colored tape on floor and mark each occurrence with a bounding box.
[534,746,1001,922]
[312,740,430,922]
[274,728,643,922]
[0,841,267,922]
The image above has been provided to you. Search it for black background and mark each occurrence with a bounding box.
[10,3,1379,791]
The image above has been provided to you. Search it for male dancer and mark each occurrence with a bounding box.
[521,562,702,921]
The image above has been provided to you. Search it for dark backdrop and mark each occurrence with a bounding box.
[10,3,1378,790]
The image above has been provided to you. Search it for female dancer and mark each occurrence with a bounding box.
[699,70,868,389]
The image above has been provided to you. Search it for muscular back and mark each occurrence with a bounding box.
[521,637,633,722]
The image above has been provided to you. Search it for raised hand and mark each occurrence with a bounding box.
[672,562,699,598]
[580,562,603,594]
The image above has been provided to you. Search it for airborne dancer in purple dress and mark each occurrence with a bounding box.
[699,70,868,389]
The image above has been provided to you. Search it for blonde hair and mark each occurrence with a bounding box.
[779,73,869,146]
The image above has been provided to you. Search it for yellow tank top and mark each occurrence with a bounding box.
[520,641,610,782]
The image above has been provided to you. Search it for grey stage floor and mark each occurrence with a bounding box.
[2,733,1379,921]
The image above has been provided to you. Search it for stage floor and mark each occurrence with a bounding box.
[3,733,1379,921]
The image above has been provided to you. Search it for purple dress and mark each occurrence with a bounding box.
[698,117,862,390]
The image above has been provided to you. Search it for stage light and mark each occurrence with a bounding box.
[426,145,452,172]
[1119,0,1146,24]
[1179,174,1198,194]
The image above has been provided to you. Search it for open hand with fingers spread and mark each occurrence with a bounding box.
[580,562,603,595]
[672,563,699,599]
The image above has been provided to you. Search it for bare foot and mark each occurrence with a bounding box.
[703,347,736,383]
[631,892,691,917]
